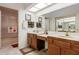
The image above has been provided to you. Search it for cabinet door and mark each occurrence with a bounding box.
[61,48,77,55]
[27,33,32,46]
[31,34,37,49]
[71,41,79,54]
[48,45,60,55]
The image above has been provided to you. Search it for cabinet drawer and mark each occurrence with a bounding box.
[48,45,60,55]
[54,38,70,48]
[61,48,77,55]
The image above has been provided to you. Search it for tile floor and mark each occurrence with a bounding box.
[0,38,22,55]
[0,38,47,55]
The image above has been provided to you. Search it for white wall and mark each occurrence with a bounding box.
[18,9,28,49]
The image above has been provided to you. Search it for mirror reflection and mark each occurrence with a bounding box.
[56,16,76,32]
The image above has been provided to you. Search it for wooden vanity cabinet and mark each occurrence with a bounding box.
[47,37,60,55]
[27,33,79,55]
[47,36,79,55]
[27,33,37,49]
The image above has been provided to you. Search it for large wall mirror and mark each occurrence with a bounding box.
[56,16,76,32]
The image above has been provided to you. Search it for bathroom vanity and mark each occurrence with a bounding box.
[47,35,79,55]
[27,32,79,55]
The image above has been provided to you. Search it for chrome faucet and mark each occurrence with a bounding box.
[65,31,69,36]
[65,25,70,36]
[44,30,48,34]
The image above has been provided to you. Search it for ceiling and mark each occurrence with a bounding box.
[43,3,79,18]
[0,3,35,10]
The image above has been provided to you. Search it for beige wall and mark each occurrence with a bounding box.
[0,6,18,38]
[0,11,1,48]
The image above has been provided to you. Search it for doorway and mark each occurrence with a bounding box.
[0,6,18,49]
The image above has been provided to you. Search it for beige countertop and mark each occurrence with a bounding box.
[38,34,79,41]
[28,32,79,41]
[48,34,79,41]
[37,34,48,38]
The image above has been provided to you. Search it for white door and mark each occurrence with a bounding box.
[0,11,1,48]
